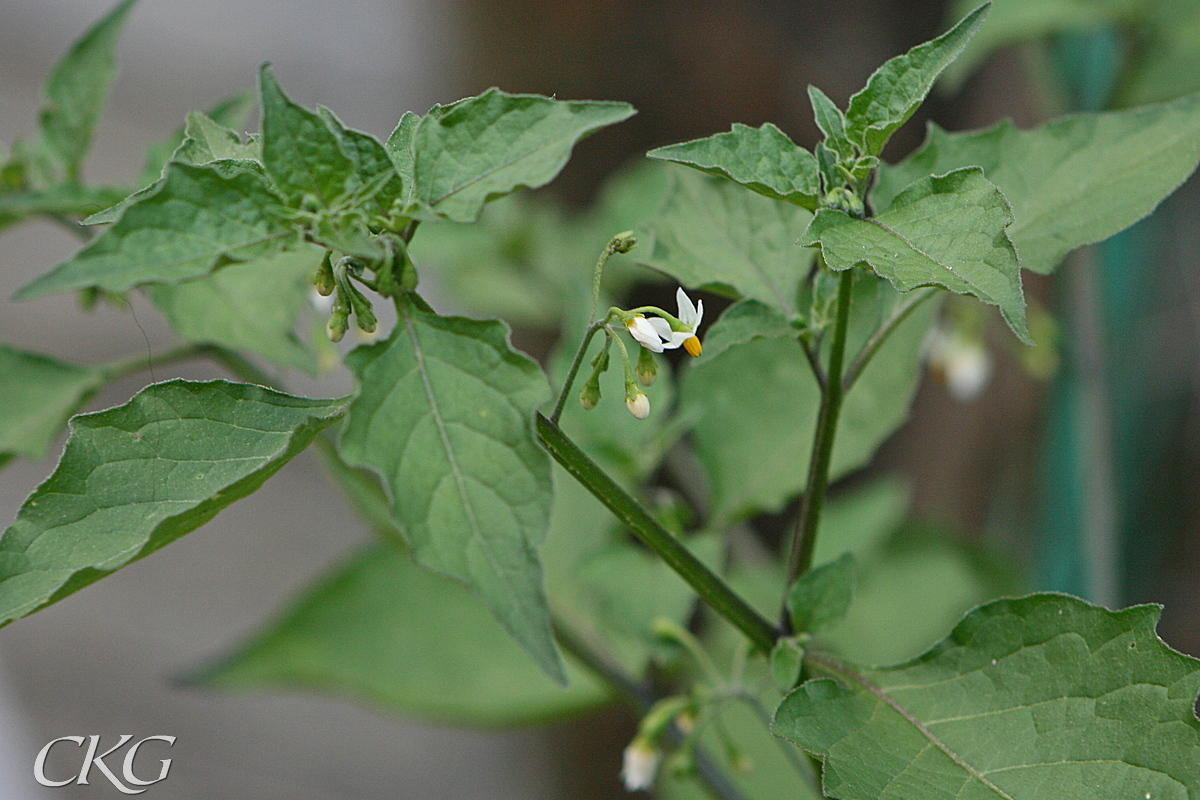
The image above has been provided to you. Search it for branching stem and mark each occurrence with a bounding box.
[536,413,779,653]
[783,269,854,617]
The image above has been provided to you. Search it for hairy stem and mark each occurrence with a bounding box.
[536,413,779,653]
[783,269,854,616]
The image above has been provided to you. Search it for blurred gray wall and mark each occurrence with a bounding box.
[0,2,568,798]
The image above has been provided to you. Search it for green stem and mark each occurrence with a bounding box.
[550,322,604,424]
[783,269,854,613]
[536,413,779,653]
[841,286,939,392]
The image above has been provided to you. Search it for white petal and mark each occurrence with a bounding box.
[675,287,698,327]
[627,317,665,352]
[693,298,703,328]
[647,316,675,339]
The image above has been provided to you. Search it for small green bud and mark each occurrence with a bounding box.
[346,284,377,333]
[591,342,611,372]
[636,345,658,387]
[314,251,336,296]
[326,308,349,342]
[580,373,602,410]
[610,230,637,254]
[822,186,865,217]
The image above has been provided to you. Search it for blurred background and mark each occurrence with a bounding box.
[1,0,1198,797]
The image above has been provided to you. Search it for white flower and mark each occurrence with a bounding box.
[621,739,661,792]
[623,288,705,357]
[626,390,651,419]
[626,315,668,353]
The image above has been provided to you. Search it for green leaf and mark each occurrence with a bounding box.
[411,88,635,222]
[806,86,854,154]
[941,0,1136,92]
[646,123,821,210]
[874,91,1200,275]
[15,162,293,299]
[682,275,936,525]
[338,301,563,683]
[134,90,257,189]
[693,299,795,366]
[772,637,807,693]
[642,169,816,315]
[173,110,261,165]
[0,346,105,465]
[810,167,1030,343]
[258,66,358,209]
[145,247,321,374]
[788,553,855,634]
[316,107,404,218]
[36,0,137,181]
[773,594,1200,800]
[193,543,609,725]
[384,110,419,200]
[845,3,989,156]
[83,105,262,228]
[0,184,127,231]
[0,380,344,627]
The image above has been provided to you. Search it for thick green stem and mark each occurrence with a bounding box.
[783,269,855,614]
[536,413,779,653]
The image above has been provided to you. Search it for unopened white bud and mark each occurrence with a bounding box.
[621,738,661,792]
[626,391,650,419]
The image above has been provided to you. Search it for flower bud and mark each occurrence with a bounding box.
[636,346,658,386]
[610,230,638,254]
[621,738,661,792]
[626,390,650,420]
[326,309,349,342]
[314,251,336,296]
[580,373,602,410]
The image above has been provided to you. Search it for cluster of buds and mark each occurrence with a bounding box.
[580,287,705,420]
[313,251,378,343]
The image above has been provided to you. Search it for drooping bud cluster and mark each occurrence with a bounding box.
[314,253,379,343]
